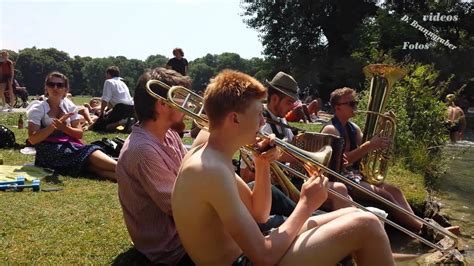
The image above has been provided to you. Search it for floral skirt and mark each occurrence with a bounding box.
[35,142,103,176]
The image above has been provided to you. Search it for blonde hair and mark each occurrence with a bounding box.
[330,87,356,111]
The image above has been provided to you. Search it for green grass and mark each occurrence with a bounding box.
[0,101,427,263]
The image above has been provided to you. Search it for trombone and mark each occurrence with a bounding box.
[145,79,458,253]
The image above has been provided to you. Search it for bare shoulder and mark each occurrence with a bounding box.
[321,124,339,136]
[352,122,362,133]
[178,147,235,190]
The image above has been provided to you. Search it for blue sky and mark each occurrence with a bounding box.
[0,0,264,60]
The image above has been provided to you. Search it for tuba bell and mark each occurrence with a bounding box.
[359,64,406,185]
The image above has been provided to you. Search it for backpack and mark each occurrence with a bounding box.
[91,137,125,158]
[0,125,17,148]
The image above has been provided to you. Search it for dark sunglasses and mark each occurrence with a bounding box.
[337,101,358,108]
[46,81,65,89]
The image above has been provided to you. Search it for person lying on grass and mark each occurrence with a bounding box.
[27,71,117,181]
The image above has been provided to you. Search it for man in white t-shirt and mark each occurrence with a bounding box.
[93,66,135,132]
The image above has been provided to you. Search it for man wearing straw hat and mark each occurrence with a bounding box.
[240,71,352,211]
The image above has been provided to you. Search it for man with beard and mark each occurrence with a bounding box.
[116,68,193,264]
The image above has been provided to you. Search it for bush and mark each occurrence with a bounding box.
[357,62,450,184]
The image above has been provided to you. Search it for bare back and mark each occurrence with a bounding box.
[172,145,257,265]
[447,105,464,123]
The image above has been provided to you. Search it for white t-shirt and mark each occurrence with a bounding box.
[101,77,133,107]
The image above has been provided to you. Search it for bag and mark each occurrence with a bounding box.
[91,137,125,158]
[0,125,17,148]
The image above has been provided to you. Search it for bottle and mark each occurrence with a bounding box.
[18,114,24,129]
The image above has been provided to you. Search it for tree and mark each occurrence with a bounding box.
[241,0,473,100]
[241,0,378,98]
[188,63,215,93]
[145,54,169,69]
[15,47,72,95]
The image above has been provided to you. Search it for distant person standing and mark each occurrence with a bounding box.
[166,48,188,76]
[445,94,466,142]
[93,66,134,132]
[0,50,14,111]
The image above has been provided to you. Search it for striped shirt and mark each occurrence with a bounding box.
[116,125,187,264]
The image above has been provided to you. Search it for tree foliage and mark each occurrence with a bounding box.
[241,0,473,100]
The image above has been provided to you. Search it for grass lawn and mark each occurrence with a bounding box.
[0,102,427,263]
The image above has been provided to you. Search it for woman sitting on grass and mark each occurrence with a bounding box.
[27,72,117,181]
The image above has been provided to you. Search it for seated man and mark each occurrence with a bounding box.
[93,66,134,132]
[117,68,295,264]
[172,70,393,265]
[322,87,423,232]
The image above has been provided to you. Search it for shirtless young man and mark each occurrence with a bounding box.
[172,70,394,265]
[445,94,466,142]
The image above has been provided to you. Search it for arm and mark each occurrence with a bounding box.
[208,167,327,265]
[100,100,108,117]
[184,59,189,75]
[322,124,390,165]
[28,122,56,145]
[135,148,177,214]
[458,108,466,139]
[57,118,84,140]
[236,138,279,223]
[100,80,112,117]
[28,113,80,144]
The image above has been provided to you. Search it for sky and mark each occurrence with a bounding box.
[0,0,264,61]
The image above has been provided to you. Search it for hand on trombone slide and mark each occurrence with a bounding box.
[299,173,329,212]
[249,134,283,165]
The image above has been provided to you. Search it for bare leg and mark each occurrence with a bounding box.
[8,83,14,106]
[78,107,94,125]
[279,211,393,266]
[321,182,352,210]
[298,207,362,234]
[356,182,422,232]
[382,183,423,231]
[87,150,117,180]
[88,165,116,182]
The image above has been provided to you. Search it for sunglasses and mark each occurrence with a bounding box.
[46,81,66,89]
[337,101,358,108]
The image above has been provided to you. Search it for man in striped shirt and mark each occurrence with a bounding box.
[116,68,194,265]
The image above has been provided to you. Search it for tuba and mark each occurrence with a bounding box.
[359,64,406,185]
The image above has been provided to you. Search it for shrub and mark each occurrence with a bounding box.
[357,62,450,184]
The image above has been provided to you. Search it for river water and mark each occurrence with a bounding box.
[433,110,474,264]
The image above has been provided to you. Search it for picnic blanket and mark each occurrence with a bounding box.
[0,165,52,181]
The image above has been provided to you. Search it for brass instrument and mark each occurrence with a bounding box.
[240,145,332,203]
[360,64,406,185]
[144,79,458,253]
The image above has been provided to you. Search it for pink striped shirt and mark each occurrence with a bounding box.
[116,125,187,264]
